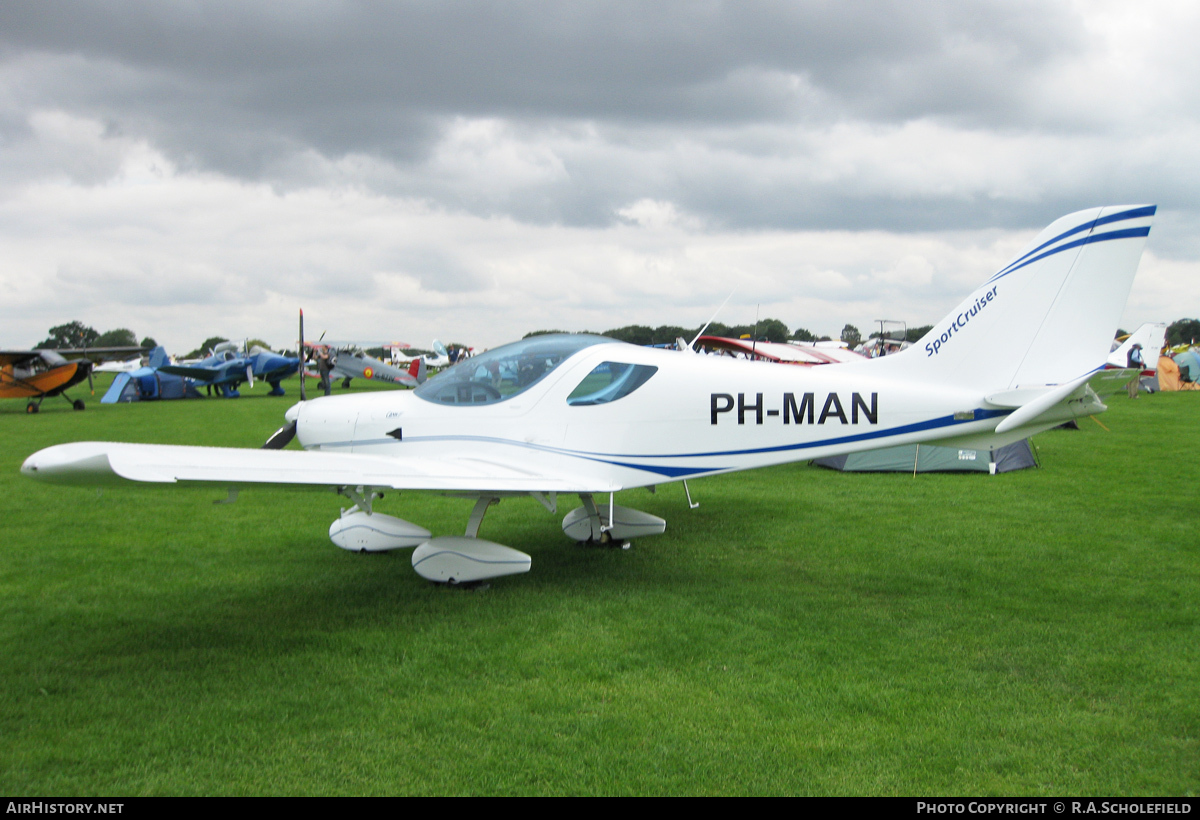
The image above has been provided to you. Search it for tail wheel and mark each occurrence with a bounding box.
[72,399,85,411]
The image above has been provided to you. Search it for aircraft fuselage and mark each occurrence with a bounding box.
[292,342,1009,490]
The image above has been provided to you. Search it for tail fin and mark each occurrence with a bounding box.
[880,205,1154,391]
[409,357,427,385]
[1107,322,1167,371]
[148,346,170,369]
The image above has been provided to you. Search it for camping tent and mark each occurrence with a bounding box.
[1158,353,1200,391]
[101,367,201,403]
[813,440,1037,474]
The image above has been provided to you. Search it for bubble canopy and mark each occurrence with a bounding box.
[414,334,615,405]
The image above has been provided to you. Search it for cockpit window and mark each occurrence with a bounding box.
[567,362,658,406]
[414,334,613,405]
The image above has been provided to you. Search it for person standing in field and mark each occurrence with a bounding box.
[1127,343,1144,398]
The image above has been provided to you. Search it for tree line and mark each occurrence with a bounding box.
[32,316,1200,358]
[36,321,155,351]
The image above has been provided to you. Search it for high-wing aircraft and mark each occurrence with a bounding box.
[22,206,1154,585]
[697,336,868,365]
[159,342,300,397]
[2,346,145,413]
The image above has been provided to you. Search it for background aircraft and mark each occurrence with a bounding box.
[696,336,868,365]
[307,344,427,389]
[2,346,145,413]
[391,340,471,370]
[94,356,144,374]
[23,206,1154,586]
[160,342,300,397]
[1108,322,1168,371]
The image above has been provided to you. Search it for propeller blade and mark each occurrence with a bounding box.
[262,420,297,450]
[246,364,254,387]
[299,308,306,401]
[87,363,94,395]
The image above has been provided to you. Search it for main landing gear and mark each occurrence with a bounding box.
[324,487,667,586]
[25,395,85,414]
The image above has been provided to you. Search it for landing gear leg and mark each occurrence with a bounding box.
[579,493,606,543]
[465,495,499,538]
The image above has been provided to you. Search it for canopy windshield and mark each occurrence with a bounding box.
[414,334,613,405]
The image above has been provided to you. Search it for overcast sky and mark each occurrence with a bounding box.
[3,0,1198,353]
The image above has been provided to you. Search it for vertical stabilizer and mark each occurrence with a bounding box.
[878,205,1154,391]
[148,346,170,369]
[1108,322,1168,371]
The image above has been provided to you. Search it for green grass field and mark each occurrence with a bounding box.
[2,376,1197,795]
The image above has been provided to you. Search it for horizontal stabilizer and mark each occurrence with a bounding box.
[994,372,1093,433]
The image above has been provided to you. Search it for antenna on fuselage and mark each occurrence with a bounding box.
[688,289,736,352]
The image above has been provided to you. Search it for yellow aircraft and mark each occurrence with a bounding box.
[1,347,143,413]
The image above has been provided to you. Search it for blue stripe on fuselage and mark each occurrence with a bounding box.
[333,407,1012,478]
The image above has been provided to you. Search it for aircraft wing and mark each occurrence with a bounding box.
[697,336,834,364]
[22,441,617,494]
[54,346,148,359]
[157,365,223,381]
[0,351,43,367]
[255,364,299,382]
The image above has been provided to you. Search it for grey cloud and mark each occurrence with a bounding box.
[0,2,1087,148]
[0,1,1194,238]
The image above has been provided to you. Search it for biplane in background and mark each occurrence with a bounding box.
[1,346,145,413]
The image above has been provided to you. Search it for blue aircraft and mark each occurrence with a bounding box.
[159,342,301,397]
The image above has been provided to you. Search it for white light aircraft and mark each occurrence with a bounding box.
[391,340,453,369]
[1107,322,1168,371]
[22,206,1155,585]
[93,356,145,375]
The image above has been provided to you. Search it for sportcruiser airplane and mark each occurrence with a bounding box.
[22,206,1154,585]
